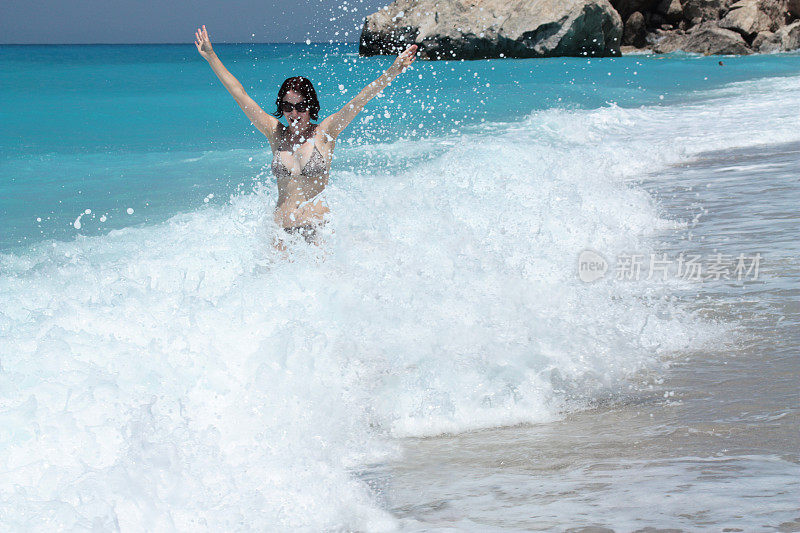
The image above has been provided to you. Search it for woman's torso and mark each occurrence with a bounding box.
[271,123,333,228]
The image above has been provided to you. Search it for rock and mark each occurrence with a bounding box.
[612,0,790,53]
[657,0,684,23]
[753,20,800,54]
[751,14,799,50]
[651,29,690,51]
[719,0,800,38]
[682,0,726,22]
[752,29,779,49]
[358,0,623,59]
[623,11,648,46]
[652,22,753,52]
[771,19,800,49]
[719,0,778,37]
[682,23,754,52]
[760,0,792,25]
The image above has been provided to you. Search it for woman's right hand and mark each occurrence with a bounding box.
[194,25,215,60]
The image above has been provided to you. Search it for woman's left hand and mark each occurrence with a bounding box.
[194,25,215,60]
[389,44,418,75]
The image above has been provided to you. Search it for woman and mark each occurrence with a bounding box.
[194,25,417,244]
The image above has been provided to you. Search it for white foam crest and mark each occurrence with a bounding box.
[509,73,800,181]
[323,120,719,438]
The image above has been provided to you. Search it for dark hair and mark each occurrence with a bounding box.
[273,77,320,121]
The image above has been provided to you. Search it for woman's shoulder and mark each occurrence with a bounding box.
[314,123,335,145]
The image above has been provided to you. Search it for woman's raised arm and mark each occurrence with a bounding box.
[319,45,417,141]
[195,26,280,146]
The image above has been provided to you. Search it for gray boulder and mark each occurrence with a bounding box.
[653,22,753,52]
[681,0,727,23]
[719,0,774,36]
[650,28,690,51]
[778,20,800,48]
[358,0,623,59]
[753,19,800,50]
[657,0,685,24]
[752,29,779,48]
[684,24,754,52]
[623,11,648,46]
[762,0,792,24]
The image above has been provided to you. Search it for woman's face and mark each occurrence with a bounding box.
[281,90,311,132]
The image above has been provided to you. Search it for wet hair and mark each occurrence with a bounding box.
[273,76,320,121]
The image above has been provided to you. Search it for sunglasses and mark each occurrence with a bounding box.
[279,100,309,113]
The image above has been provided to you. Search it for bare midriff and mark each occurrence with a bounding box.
[273,176,330,228]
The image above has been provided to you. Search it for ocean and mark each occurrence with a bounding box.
[0,43,798,531]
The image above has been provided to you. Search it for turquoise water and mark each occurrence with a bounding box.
[2,44,800,251]
[1,44,799,530]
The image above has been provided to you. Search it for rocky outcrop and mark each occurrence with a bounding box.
[615,0,799,53]
[358,0,623,60]
[360,0,799,57]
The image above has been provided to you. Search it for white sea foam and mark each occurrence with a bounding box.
[1,73,798,530]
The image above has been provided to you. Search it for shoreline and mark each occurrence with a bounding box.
[377,140,800,530]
